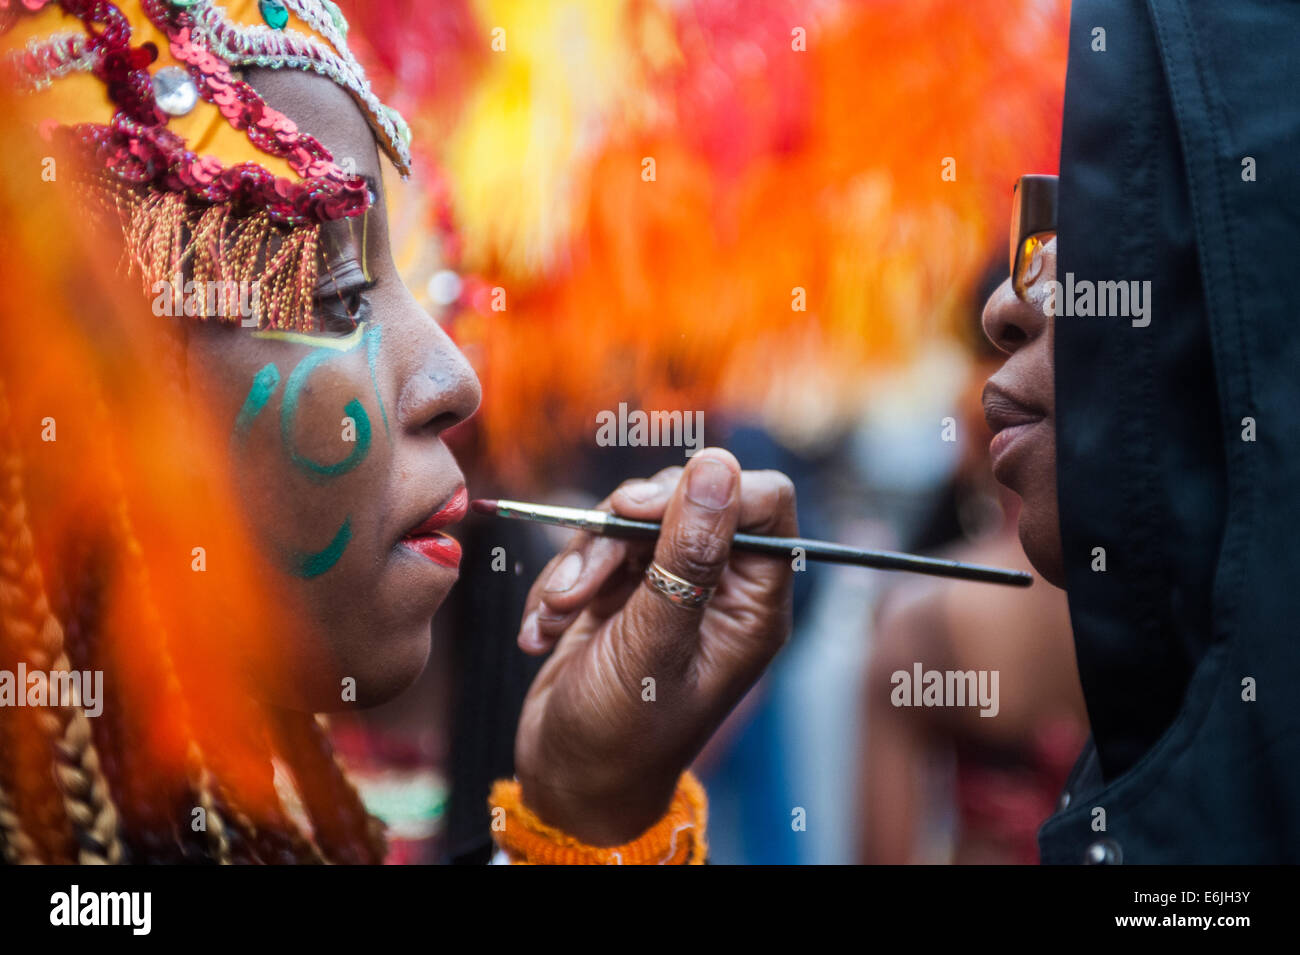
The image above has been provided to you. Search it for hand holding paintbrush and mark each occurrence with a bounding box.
[491,448,1027,848]
[504,450,800,844]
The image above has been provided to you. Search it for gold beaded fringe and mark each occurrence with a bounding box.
[109,184,321,332]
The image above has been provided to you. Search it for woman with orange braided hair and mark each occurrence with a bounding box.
[0,0,795,864]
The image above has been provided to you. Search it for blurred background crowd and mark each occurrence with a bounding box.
[322,0,1089,864]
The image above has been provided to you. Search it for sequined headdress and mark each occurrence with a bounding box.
[1,0,411,330]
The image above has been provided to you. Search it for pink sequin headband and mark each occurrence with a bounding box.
[1,0,415,329]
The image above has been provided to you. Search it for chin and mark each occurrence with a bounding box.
[1017,503,1066,589]
[259,618,434,712]
[340,621,434,709]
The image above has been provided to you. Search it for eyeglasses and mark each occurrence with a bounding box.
[1010,174,1058,300]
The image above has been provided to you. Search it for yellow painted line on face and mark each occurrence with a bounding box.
[251,320,369,351]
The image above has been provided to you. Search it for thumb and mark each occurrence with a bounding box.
[615,448,740,671]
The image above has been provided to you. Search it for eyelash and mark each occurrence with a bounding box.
[315,283,374,334]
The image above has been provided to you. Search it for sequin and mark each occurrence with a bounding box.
[152,65,199,116]
[186,2,412,173]
[259,0,289,30]
[16,2,388,234]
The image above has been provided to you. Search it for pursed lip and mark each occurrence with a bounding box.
[399,485,468,568]
[982,383,1045,432]
[982,381,1046,472]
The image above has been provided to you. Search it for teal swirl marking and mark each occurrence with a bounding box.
[280,344,373,481]
[230,321,386,578]
[290,517,352,579]
[232,363,281,443]
[364,323,390,436]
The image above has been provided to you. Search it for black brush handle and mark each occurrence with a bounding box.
[600,514,1032,587]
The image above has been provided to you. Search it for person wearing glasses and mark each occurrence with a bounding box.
[858,228,1088,865]
[982,0,1300,863]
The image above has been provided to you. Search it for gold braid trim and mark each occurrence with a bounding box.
[187,741,231,866]
[0,380,123,864]
[0,778,38,865]
[310,715,388,865]
[271,710,387,865]
[52,706,123,865]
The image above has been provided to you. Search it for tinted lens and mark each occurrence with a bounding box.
[1013,233,1055,298]
[1009,174,1058,300]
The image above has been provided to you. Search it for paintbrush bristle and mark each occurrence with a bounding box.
[470,499,499,515]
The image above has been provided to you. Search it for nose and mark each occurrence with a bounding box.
[981,278,1047,355]
[395,319,482,434]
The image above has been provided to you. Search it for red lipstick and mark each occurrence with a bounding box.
[401,487,467,568]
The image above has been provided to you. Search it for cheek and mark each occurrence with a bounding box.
[187,333,410,693]
[186,323,386,558]
[239,358,387,578]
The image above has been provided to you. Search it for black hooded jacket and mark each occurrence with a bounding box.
[1041,0,1300,863]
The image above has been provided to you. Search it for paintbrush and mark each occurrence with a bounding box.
[470,499,1032,587]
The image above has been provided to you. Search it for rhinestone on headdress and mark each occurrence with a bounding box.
[152,65,199,116]
[3,0,416,330]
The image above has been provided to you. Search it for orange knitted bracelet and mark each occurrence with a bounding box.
[487,772,708,865]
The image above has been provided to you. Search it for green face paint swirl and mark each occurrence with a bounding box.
[232,363,281,443]
[231,321,385,578]
[364,323,390,437]
[290,518,352,579]
[280,347,373,482]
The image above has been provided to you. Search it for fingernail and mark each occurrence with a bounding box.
[686,457,735,509]
[619,481,660,503]
[519,610,540,648]
[544,551,583,592]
